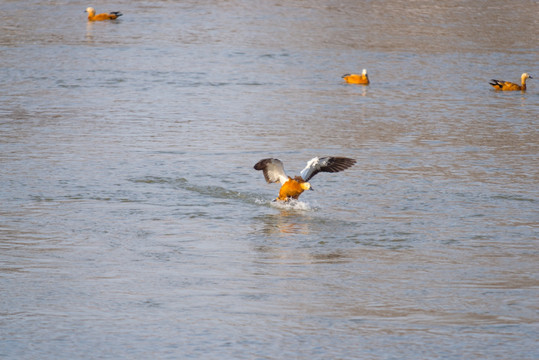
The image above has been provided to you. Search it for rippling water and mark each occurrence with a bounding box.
[1,0,538,359]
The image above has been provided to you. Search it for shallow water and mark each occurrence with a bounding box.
[1,0,538,359]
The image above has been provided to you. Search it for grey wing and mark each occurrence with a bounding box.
[300,157,356,182]
[254,158,289,184]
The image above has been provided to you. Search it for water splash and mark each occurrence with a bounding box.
[269,198,314,211]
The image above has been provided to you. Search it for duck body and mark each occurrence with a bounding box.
[86,7,122,21]
[342,69,369,85]
[490,73,532,91]
[278,177,310,201]
[254,157,356,202]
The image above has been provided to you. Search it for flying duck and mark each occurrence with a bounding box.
[85,7,123,21]
[342,69,369,85]
[254,157,356,201]
[490,73,533,91]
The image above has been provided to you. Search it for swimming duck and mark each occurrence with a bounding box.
[490,73,533,91]
[85,7,122,21]
[254,157,356,201]
[342,69,369,85]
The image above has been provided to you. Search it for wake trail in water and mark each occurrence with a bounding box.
[131,176,315,211]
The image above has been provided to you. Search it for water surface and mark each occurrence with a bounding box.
[1,0,538,359]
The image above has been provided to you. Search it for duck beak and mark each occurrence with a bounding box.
[309,186,314,191]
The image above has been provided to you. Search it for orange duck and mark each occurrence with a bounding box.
[85,7,122,21]
[490,73,533,91]
[254,157,356,201]
[342,69,369,85]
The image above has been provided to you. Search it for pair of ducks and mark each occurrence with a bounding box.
[342,69,533,91]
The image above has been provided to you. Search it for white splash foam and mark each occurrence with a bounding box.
[269,199,314,211]
[254,198,268,205]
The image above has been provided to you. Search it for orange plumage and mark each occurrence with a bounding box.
[254,157,356,202]
[85,7,122,21]
[278,177,309,201]
[490,73,532,91]
[342,69,369,85]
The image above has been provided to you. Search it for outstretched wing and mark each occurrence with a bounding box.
[254,158,289,184]
[300,157,356,182]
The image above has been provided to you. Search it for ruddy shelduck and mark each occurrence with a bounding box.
[490,73,533,91]
[254,157,356,201]
[342,69,369,85]
[85,7,122,21]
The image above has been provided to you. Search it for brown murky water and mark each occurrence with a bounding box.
[1,0,538,358]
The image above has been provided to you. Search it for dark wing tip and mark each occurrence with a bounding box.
[254,158,279,184]
[324,157,356,173]
[254,158,272,171]
[490,79,503,88]
[304,157,356,181]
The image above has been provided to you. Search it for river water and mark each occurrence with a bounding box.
[1,0,538,359]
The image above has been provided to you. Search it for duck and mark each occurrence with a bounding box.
[342,69,369,85]
[490,73,533,91]
[85,7,122,21]
[254,157,356,201]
